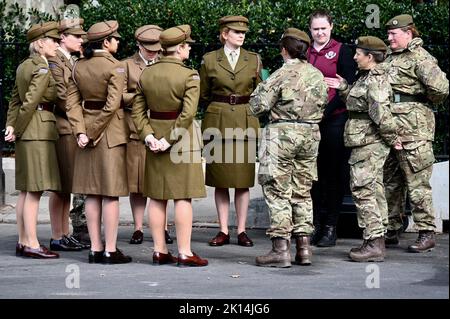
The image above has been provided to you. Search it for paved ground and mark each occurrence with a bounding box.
[0,223,448,300]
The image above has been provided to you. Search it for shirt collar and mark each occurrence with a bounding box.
[224,45,240,58]
[40,55,48,66]
[139,51,151,66]
[58,47,72,62]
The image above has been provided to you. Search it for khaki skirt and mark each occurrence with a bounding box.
[55,134,77,194]
[126,140,146,194]
[144,149,206,200]
[15,140,61,192]
[205,139,256,188]
[72,135,128,197]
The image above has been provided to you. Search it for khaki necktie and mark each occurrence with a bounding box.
[229,51,237,70]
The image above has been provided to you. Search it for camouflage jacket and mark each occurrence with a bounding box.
[340,64,398,147]
[249,58,328,123]
[385,37,449,142]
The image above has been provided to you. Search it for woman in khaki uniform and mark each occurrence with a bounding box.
[200,15,262,247]
[122,25,172,245]
[66,21,131,264]
[5,22,61,259]
[47,18,88,252]
[132,25,208,267]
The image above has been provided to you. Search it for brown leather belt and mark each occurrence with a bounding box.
[54,106,68,120]
[150,110,181,120]
[84,101,125,109]
[212,94,250,105]
[36,102,55,112]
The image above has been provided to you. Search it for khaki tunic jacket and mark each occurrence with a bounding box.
[200,47,262,140]
[6,55,58,141]
[48,49,75,135]
[132,56,202,152]
[122,52,147,140]
[66,51,128,147]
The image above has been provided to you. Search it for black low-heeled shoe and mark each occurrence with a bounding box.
[88,250,104,263]
[103,248,132,264]
[165,230,174,244]
[129,230,144,244]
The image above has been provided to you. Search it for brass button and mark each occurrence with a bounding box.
[231,75,235,80]
[231,107,235,111]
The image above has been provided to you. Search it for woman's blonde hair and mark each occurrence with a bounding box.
[219,27,230,45]
[29,37,51,56]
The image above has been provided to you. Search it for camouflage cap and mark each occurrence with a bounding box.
[281,28,311,45]
[159,25,195,49]
[355,36,387,52]
[385,14,414,30]
[87,20,121,42]
[59,18,86,36]
[27,21,60,43]
[219,15,249,32]
[135,25,163,51]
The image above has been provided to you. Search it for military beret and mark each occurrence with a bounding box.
[385,14,414,30]
[160,25,195,49]
[135,25,163,51]
[59,18,86,36]
[26,21,60,43]
[219,15,249,32]
[87,20,121,42]
[355,36,387,52]
[281,28,311,45]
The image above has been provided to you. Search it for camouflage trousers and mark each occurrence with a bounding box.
[69,194,87,228]
[258,123,320,239]
[383,149,408,231]
[383,140,436,231]
[349,143,390,240]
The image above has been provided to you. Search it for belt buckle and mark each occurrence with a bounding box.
[37,104,43,111]
[394,93,401,103]
[229,94,237,105]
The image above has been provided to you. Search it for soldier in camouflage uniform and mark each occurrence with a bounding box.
[249,28,328,267]
[332,36,398,262]
[383,14,449,252]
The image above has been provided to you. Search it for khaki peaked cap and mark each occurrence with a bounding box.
[281,28,310,45]
[356,36,387,52]
[135,25,163,51]
[385,14,415,30]
[27,21,60,43]
[87,20,121,42]
[159,25,195,48]
[219,15,249,32]
[59,18,86,36]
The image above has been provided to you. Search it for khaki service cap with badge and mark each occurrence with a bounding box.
[160,25,195,51]
[135,25,163,51]
[355,36,387,52]
[385,14,415,29]
[87,20,121,42]
[59,18,86,36]
[27,21,60,43]
[281,27,311,45]
[219,15,249,32]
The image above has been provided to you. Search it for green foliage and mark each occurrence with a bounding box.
[1,0,449,156]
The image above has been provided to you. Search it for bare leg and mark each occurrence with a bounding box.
[85,195,103,252]
[23,191,43,249]
[130,192,146,232]
[103,196,120,252]
[174,199,193,256]
[215,188,230,234]
[16,191,26,244]
[149,199,168,253]
[235,188,250,234]
[49,192,64,239]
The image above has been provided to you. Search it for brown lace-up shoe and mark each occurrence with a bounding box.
[408,230,435,253]
[209,231,230,246]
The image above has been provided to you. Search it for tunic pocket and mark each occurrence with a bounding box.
[403,141,435,172]
[38,111,56,122]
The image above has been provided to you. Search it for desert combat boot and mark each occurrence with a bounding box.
[255,237,291,268]
[349,236,385,262]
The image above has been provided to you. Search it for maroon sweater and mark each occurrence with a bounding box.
[307,39,357,120]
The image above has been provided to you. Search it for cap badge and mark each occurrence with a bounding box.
[392,20,398,25]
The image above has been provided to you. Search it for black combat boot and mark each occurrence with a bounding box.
[310,225,322,246]
[294,236,312,266]
[349,237,385,262]
[316,225,337,247]
[255,238,291,268]
[408,230,435,253]
[385,229,401,246]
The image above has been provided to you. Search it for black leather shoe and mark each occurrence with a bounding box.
[165,230,174,244]
[50,237,82,251]
[103,248,132,264]
[16,242,24,256]
[385,229,401,245]
[88,250,104,263]
[316,225,337,247]
[66,235,90,249]
[129,230,144,244]
[237,232,254,247]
